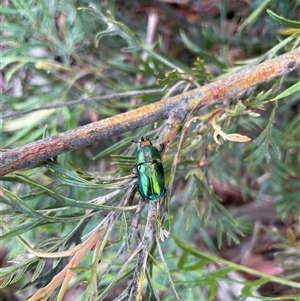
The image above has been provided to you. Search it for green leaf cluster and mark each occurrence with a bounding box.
[1,0,300,300]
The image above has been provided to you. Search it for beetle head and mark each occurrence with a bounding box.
[140,136,152,147]
[132,135,159,147]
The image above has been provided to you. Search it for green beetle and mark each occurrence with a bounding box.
[134,136,165,201]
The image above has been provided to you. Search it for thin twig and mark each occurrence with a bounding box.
[2,89,165,119]
[96,239,145,300]
[97,199,143,285]
[156,236,180,300]
[128,202,157,301]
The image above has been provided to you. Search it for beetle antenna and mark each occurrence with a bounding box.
[132,135,160,144]
[148,136,159,142]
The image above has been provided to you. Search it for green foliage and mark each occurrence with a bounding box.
[267,10,300,29]
[1,0,300,300]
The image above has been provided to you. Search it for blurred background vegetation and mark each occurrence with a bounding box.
[1,0,300,300]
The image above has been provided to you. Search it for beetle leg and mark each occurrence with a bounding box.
[132,165,138,175]
[159,143,165,153]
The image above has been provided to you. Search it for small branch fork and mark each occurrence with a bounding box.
[1,48,300,176]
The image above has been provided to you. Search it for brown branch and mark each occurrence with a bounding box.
[1,48,300,176]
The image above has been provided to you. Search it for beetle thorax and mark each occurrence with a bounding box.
[136,145,161,164]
